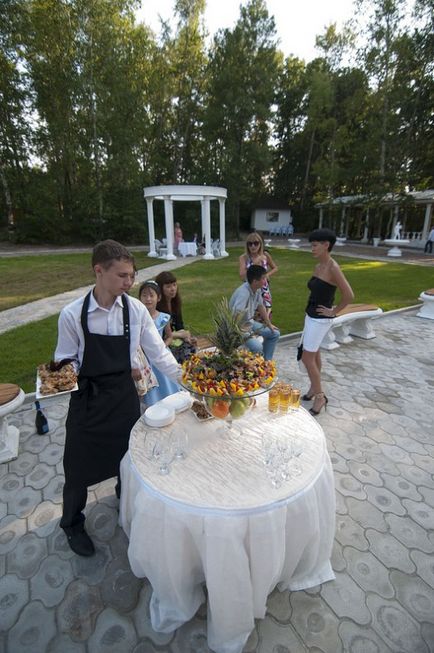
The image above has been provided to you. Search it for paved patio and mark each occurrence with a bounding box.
[1,308,434,652]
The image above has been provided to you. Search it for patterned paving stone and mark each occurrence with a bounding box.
[330,541,346,573]
[132,583,174,645]
[87,502,118,543]
[365,529,416,574]
[8,484,42,518]
[266,585,291,623]
[363,453,400,476]
[342,547,394,599]
[410,551,434,591]
[338,621,394,653]
[25,433,51,454]
[346,460,383,487]
[7,599,56,653]
[411,452,434,474]
[289,593,342,653]
[43,474,65,503]
[320,571,370,624]
[334,490,348,515]
[46,633,86,653]
[0,514,27,555]
[7,531,47,578]
[71,541,112,585]
[334,473,367,500]
[367,594,430,653]
[378,442,415,466]
[345,497,388,532]
[257,617,309,652]
[390,570,434,626]
[56,579,103,641]
[0,573,29,630]
[381,472,423,501]
[0,472,24,502]
[386,513,434,553]
[328,452,349,473]
[47,528,76,561]
[365,485,406,515]
[170,619,212,653]
[421,623,434,652]
[87,607,140,653]
[335,514,369,551]
[403,498,434,530]
[419,486,434,509]
[27,500,61,537]
[31,553,74,608]
[9,451,39,476]
[100,555,142,613]
[39,442,64,466]
[25,462,56,489]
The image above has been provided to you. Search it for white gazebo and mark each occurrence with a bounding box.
[144,185,229,260]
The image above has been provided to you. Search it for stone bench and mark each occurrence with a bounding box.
[321,304,383,351]
[0,383,25,463]
[417,289,434,320]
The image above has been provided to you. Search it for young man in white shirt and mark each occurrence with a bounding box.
[229,264,280,360]
[55,240,180,556]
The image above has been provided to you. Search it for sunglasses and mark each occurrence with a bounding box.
[247,241,260,246]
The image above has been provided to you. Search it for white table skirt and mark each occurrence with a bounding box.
[178,241,197,256]
[119,397,336,653]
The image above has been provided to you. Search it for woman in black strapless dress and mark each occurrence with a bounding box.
[301,229,354,416]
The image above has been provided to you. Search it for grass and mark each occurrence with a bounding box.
[0,251,157,311]
[1,247,432,393]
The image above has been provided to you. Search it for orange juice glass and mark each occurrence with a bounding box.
[279,384,292,412]
[290,388,301,411]
[268,388,280,413]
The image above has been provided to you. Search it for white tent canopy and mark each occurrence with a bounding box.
[144,185,228,260]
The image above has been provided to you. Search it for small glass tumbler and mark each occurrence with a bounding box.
[268,388,280,413]
[173,428,189,460]
[279,384,292,413]
[290,388,301,411]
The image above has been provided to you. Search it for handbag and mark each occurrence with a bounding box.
[297,333,307,373]
[297,342,303,361]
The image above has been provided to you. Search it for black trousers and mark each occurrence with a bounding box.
[425,240,433,253]
[60,476,121,533]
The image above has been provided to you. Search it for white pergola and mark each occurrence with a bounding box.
[144,185,229,260]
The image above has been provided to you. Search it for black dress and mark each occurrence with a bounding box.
[305,276,337,318]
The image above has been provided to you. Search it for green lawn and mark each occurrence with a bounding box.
[1,247,431,393]
[0,251,157,311]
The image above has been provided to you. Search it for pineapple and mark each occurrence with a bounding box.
[208,297,248,357]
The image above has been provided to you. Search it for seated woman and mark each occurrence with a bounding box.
[138,280,180,406]
[155,271,197,363]
[239,232,278,317]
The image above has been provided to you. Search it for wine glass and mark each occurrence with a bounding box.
[152,434,174,475]
[143,428,161,460]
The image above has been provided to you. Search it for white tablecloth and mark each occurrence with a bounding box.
[119,396,335,653]
[178,241,197,256]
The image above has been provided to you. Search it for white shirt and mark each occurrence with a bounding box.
[229,282,264,327]
[55,291,180,380]
[428,228,434,241]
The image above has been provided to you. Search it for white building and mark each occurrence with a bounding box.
[251,200,293,234]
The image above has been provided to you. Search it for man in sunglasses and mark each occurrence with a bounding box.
[229,264,280,360]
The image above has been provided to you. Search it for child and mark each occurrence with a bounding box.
[138,280,180,405]
[55,240,180,557]
[155,271,197,363]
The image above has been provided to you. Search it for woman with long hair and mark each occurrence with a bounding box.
[239,232,278,317]
[155,271,196,363]
[301,228,354,416]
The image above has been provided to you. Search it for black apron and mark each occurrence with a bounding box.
[64,292,140,487]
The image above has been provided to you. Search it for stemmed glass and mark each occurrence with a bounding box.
[143,428,161,460]
[152,433,175,475]
[173,427,189,460]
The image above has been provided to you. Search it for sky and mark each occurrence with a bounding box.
[135,0,356,62]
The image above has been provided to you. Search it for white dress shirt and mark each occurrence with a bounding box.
[55,291,180,379]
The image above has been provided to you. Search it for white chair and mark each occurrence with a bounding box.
[154,239,167,257]
[212,239,221,257]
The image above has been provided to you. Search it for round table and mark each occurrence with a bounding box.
[120,395,335,653]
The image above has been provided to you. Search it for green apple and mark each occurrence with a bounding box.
[229,399,246,418]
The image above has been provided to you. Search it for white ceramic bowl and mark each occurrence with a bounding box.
[143,404,175,428]
[161,391,193,413]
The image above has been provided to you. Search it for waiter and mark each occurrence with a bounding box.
[55,240,180,556]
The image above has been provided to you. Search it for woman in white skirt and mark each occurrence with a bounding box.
[301,229,354,416]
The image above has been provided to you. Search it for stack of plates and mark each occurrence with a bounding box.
[143,404,175,428]
[161,391,192,413]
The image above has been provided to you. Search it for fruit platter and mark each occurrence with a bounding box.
[181,298,276,432]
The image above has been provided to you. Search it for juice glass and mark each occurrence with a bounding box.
[268,388,280,413]
[290,388,301,411]
[279,384,292,413]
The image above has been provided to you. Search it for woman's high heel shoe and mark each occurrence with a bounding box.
[302,392,314,401]
[309,393,328,416]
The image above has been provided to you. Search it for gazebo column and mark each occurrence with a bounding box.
[421,203,432,242]
[163,197,176,260]
[362,209,369,243]
[218,198,229,257]
[201,197,214,260]
[146,198,158,257]
[339,207,346,236]
[318,207,324,228]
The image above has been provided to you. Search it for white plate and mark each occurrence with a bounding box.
[36,372,78,400]
[143,404,175,428]
[161,391,193,413]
